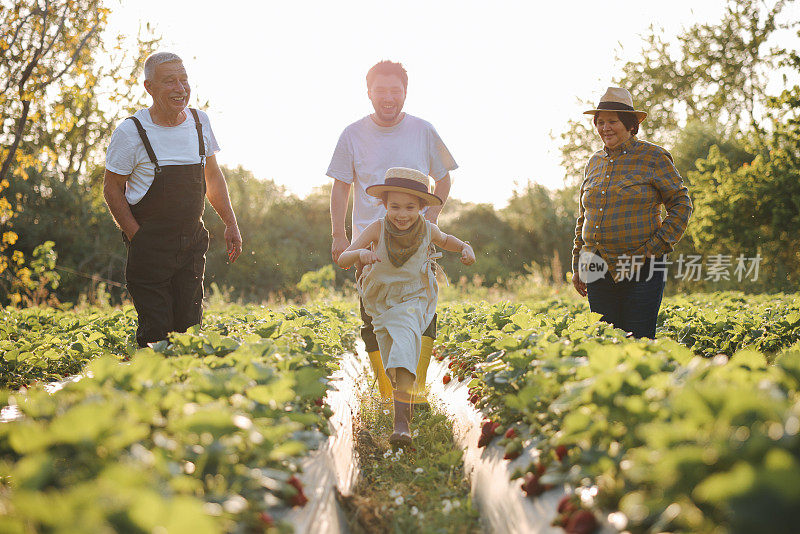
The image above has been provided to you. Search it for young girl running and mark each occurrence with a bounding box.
[337,167,475,446]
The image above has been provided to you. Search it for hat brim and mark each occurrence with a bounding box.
[584,108,647,123]
[366,184,443,206]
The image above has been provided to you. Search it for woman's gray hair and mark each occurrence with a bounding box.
[144,52,183,81]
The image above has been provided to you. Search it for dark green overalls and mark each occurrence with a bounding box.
[123,108,210,348]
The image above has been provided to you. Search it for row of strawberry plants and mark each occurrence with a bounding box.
[3,292,794,393]
[0,306,138,390]
[435,299,800,533]
[0,304,358,533]
[657,292,800,357]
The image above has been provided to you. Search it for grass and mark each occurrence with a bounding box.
[340,388,480,534]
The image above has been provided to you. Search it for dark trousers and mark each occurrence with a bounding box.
[359,298,437,353]
[125,226,208,348]
[587,267,666,339]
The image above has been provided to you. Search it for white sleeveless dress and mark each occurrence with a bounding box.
[358,219,440,376]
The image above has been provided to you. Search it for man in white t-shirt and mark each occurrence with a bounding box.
[327,60,457,404]
[103,51,242,348]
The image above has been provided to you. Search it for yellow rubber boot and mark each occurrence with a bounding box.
[367,350,394,401]
[411,336,434,408]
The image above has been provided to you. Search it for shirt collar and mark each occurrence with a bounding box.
[604,135,638,157]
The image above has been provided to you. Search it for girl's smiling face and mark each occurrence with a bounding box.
[384,191,423,230]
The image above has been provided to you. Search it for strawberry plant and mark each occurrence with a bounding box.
[0,304,358,532]
[436,295,800,533]
[0,306,138,389]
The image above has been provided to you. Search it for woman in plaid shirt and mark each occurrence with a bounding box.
[572,87,693,338]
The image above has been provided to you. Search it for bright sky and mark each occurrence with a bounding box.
[107,0,799,207]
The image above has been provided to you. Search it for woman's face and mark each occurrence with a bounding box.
[385,191,422,230]
[595,111,632,149]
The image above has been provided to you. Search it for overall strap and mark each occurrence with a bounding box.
[189,108,206,166]
[127,116,161,173]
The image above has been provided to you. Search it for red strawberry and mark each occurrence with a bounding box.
[521,472,544,496]
[565,510,597,534]
[505,428,517,439]
[448,361,456,369]
[313,398,323,406]
[470,394,480,404]
[287,475,308,507]
[555,445,568,461]
[478,421,501,447]
[443,374,451,384]
[481,420,493,433]
[557,494,578,515]
[259,512,275,527]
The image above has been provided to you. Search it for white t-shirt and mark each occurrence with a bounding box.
[326,114,457,240]
[105,108,220,204]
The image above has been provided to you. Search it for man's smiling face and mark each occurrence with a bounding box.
[368,74,406,127]
[145,61,190,117]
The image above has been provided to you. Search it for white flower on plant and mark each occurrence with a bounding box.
[232,414,252,430]
[396,448,404,456]
[203,502,223,516]
[222,495,248,514]
[391,456,399,462]
[383,450,392,458]
[395,496,404,506]
[414,467,424,474]
[412,429,419,438]
[383,409,390,415]
[608,512,629,530]
[442,499,453,514]
[411,506,419,516]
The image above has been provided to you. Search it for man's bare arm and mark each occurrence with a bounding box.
[204,154,242,262]
[330,179,352,261]
[425,172,451,223]
[103,169,139,239]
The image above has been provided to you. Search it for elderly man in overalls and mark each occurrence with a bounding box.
[103,52,242,348]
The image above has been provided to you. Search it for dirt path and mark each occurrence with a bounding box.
[339,361,480,534]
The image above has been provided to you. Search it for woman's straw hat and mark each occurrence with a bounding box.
[366,167,443,206]
[584,87,647,123]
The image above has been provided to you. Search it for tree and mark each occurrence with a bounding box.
[438,203,521,285]
[0,0,159,304]
[503,182,577,278]
[686,29,800,290]
[559,0,793,184]
[0,0,105,300]
[0,0,108,182]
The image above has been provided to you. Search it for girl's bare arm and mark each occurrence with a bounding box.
[337,220,381,269]
[430,223,476,265]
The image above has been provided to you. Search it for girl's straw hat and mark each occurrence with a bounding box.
[584,87,647,123]
[366,167,443,206]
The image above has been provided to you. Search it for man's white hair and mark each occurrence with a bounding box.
[144,52,183,81]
